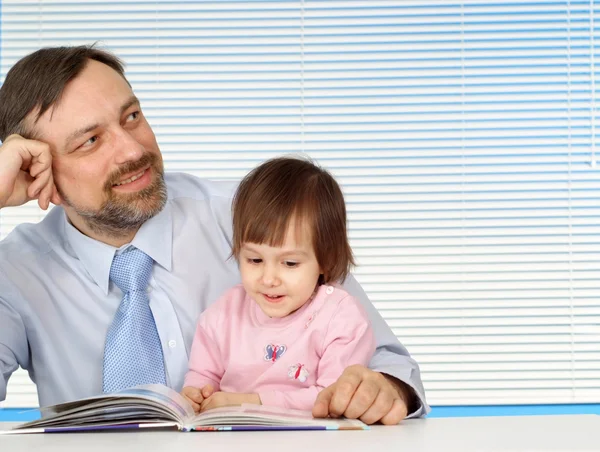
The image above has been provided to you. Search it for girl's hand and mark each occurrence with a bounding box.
[200,391,261,412]
[181,384,216,413]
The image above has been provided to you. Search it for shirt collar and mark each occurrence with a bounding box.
[63,202,173,295]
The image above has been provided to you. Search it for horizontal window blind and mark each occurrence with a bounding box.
[1,0,599,408]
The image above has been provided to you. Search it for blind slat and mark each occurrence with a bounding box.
[2,0,599,407]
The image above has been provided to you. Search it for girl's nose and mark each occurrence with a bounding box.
[261,264,279,286]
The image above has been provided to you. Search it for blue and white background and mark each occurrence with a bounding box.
[0,0,599,419]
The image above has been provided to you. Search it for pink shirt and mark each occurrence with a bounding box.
[184,283,376,411]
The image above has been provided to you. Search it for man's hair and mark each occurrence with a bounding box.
[232,156,355,284]
[0,45,126,141]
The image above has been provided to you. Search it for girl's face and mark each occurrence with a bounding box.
[239,220,322,318]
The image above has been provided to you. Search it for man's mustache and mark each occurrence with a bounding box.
[103,153,158,192]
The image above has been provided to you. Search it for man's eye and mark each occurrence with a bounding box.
[127,111,139,121]
[284,261,298,268]
[82,136,98,147]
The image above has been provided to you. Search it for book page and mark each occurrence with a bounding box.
[188,404,367,430]
[15,384,195,430]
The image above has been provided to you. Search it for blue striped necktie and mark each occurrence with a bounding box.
[102,247,167,393]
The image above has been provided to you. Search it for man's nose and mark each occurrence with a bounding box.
[113,128,144,164]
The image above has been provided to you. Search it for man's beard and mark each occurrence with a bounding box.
[59,153,168,238]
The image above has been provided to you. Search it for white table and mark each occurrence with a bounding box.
[1,414,599,451]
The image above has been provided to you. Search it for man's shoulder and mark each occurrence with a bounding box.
[0,207,66,299]
[164,172,238,203]
[0,206,63,260]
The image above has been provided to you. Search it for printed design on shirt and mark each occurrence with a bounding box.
[264,344,287,363]
[304,310,319,329]
[288,363,309,383]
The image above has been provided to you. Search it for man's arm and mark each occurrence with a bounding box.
[340,274,430,417]
[0,283,30,403]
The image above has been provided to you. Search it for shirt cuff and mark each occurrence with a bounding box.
[0,373,6,403]
[369,356,431,418]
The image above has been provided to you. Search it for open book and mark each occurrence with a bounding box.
[2,384,367,433]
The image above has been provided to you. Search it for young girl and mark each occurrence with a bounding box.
[181,156,375,413]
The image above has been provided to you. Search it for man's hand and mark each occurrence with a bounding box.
[200,391,261,412]
[312,365,414,425]
[0,134,61,210]
[181,385,216,413]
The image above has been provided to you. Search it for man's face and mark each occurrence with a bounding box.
[31,59,166,237]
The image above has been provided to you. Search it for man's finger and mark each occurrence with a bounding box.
[51,184,62,206]
[27,169,51,201]
[27,174,47,200]
[328,373,362,417]
[312,385,335,418]
[343,379,380,420]
[28,149,53,177]
[16,139,52,172]
[39,176,56,210]
[379,398,408,425]
[356,387,394,425]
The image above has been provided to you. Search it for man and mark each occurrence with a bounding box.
[0,45,429,423]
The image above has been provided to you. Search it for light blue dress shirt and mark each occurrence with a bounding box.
[0,172,429,416]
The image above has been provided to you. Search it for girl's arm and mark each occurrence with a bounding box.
[183,310,225,392]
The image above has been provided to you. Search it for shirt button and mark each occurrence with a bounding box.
[326,286,334,295]
[168,340,177,348]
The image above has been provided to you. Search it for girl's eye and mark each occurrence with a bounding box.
[248,258,262,264]
[284,261,298,268]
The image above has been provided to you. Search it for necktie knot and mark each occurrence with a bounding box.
[110,247,153,293]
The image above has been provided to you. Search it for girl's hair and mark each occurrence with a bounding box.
[232,156,355,283]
